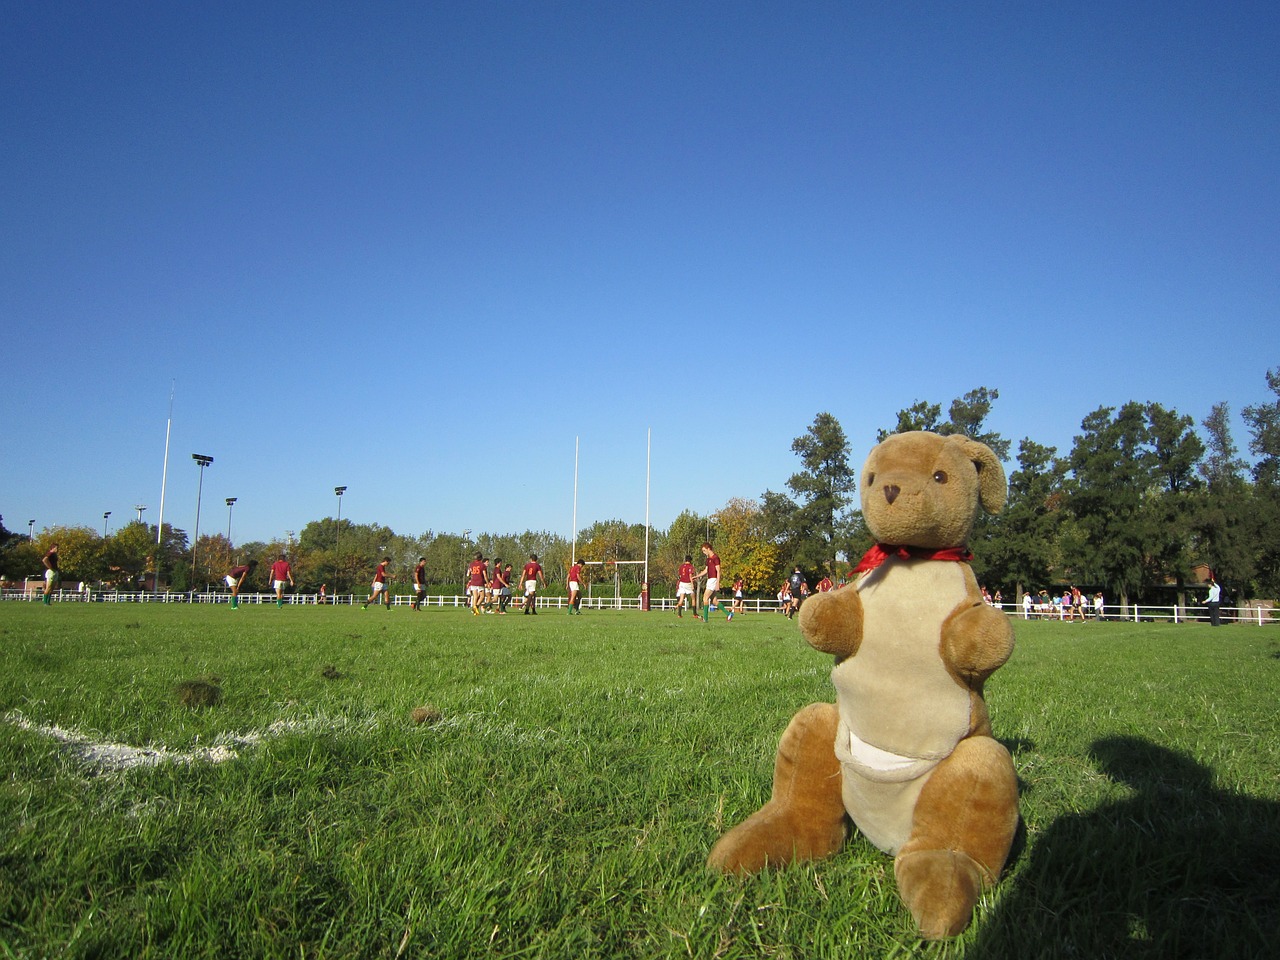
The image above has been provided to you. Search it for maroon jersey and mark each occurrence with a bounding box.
[522,561,542,582]
[467,560,487,587]
[678,562,694,584]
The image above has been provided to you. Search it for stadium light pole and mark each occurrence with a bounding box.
[225,497,237,546]
[103,511,111,538]
[28,519,34,541]
[191,454,214,593]
[335,486,346,597]
[135,504,147,523]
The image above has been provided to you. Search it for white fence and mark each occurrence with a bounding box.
[1,588,1275,624]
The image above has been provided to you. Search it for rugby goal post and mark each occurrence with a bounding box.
[582,559,646,608]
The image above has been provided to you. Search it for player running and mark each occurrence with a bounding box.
[566,558,586,615]
[697,541,731,621]
[363,557,392,609]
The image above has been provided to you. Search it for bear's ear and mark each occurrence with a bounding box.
[946,436,1008,515]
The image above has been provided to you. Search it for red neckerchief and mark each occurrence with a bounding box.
[852,544,973,575]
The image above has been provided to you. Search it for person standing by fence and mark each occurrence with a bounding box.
[1206,577,1222,626]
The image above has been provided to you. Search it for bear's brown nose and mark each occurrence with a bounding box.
[884,485,900,505]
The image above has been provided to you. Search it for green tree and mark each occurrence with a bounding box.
[877,388,1009,460]
[654,510,709,592]
[0,515,20,553]
[1242,368,1280,594]
[105,521,156,588]
[786,412,857,571]
[1143,402,1204,606]
[982,439,1066,599]
[1,537,40,581]
[941,388,1011,461]
[32,526,106,584]
[1063,403,1154,610]
[1191,402,1254,592]
[879,399,943,438]
[711,497,784,594]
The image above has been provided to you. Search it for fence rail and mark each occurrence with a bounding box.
[1,588,1276,623]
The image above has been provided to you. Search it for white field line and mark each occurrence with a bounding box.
[2,712,368,772]
[2,709,574,772]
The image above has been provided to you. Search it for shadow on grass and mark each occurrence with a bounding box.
[972,736,1280,959]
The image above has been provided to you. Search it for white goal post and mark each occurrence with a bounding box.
[582,559,646,608]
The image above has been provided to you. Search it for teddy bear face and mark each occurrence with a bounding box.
[859,432,1006,550]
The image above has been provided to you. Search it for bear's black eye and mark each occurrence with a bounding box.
[867,473,875,486]
[933,471,948,484]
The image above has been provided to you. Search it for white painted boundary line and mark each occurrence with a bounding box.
[2,713,346,772]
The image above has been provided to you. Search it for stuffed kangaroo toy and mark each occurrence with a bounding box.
[708,431,1019,939]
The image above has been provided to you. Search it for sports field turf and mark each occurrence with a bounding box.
[2,603,1277,958]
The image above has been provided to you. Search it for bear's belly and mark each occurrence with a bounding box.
[829,559,974,851]
[833,559,972,759]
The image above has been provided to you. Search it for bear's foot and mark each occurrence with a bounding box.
[707,703,846,874]
[894,848,986,940]
[707,801,845,874]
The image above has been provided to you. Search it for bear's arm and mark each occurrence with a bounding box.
[940,598,1014,683]
[797,586,863,662]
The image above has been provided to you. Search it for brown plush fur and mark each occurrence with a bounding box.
[707,432,1019,939]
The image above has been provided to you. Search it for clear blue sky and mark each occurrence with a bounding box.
[4,1,1277,547]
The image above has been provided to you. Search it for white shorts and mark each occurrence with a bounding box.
[676,582,694,597]
[371,581,385,594]
[525,580,538,596]
[469,585,484,596]
[705,577,719,593]
[225,575,237,589]
[45,569,60,583]
[568,580,580,592]
[273,580,288,591]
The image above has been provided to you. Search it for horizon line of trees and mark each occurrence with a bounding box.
[4,369,1278,605]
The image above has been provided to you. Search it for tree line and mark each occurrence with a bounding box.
[4,369,1278,604]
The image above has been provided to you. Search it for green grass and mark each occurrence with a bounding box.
[1,604,1277,959]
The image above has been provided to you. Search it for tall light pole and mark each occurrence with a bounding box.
[334,486,346,596]
[103,511,112,538]
[28,519,34,541]
[135,504,147,523]
[191,454,213,592]
[225,497,237,546]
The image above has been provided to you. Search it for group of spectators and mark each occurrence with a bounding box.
[1017,587,1104,621]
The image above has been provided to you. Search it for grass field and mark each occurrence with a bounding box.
[2,602,1278,959]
